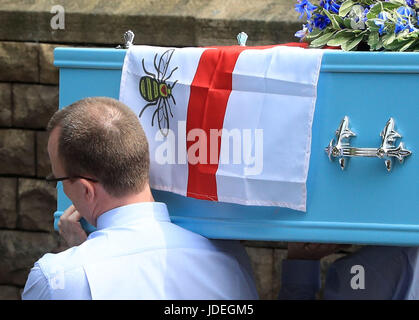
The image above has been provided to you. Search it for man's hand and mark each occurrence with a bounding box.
[287,242,351,260]
[58,205,87,247]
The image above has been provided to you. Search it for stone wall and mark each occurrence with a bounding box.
[0,0,356,300]
[0,40,68,299]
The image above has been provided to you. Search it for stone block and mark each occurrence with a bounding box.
[0,129,35,175]
[0,230,62,286]
[0,83,12,127]
[37,131,51,177]
[245,246,274,300]
[18,178,57,232]
[0,42,38,82]
[241,240,287,249]
[273,248,288,299]
[0,285,20,300]
[12,84,58,129]
[0,178,17,229]
[39,44,64,85]
[341,245,364,254]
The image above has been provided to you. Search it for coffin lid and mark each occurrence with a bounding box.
[54,47,419,73]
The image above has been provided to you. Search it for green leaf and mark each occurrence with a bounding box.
[365,19,380,31]
[310,32,336,47]
[389,0,405,5]
[396,29,411,41]
[359,0,375,5]
[334,15,345,27]
[367,2,399,19]
[367,31,380,49]
[385,39,405,51]
[341,35,364,51]
[343,18,352,28]
[326,38,345,46]
[339,0,355,17]
[384,35,417,51]
[323,9,341,29]
[305,28,322,40]
[399,39,416,51]
[376,38,384,50]
[382,32,396,46]
[326,30,354,46]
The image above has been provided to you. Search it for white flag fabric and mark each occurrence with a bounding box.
[119,44,323,212]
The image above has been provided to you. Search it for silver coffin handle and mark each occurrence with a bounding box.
[325,116,412,171]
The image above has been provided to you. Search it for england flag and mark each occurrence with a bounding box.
[119,44,324,212]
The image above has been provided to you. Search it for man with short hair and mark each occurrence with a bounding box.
[22,97,258,300]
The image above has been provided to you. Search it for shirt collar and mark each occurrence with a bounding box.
[96,202,170,230]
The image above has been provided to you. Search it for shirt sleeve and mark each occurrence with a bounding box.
[21,263,52,300]
[278,259,321,300]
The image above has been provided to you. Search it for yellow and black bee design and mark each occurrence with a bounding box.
[139,49,178,136]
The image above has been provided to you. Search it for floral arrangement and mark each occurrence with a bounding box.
[294,0,419,51]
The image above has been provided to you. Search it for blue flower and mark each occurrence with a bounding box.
[375,11,390,35]
[307,20,314,32]
[320,0,341,14]
[394,6,417,33]
[294,21,315,41]
[295,0,317,20]
[363,6,371,22]
[378,11,390,20]
[295,25,308,40]
[394,21,417,33]
[395,22,408,33]
[295,29,307,39]
[405,0,415,7]
[313,13,331,30]
[397,6,415,17]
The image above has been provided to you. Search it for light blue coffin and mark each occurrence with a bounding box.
[53,47,418,246]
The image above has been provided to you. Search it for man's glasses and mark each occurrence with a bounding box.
[46,173,99,187]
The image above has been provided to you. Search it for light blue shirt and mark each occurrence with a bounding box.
[22,202,258,300]
[278,246,419,300]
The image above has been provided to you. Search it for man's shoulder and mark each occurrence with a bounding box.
[36,233,107,274]
[36,245,82,275]
[156,221,243,252]
[25,243,96,300]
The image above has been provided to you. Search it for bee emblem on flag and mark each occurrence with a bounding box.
[139,49,178,136]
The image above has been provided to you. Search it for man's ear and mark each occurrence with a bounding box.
[79,178,96,202]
